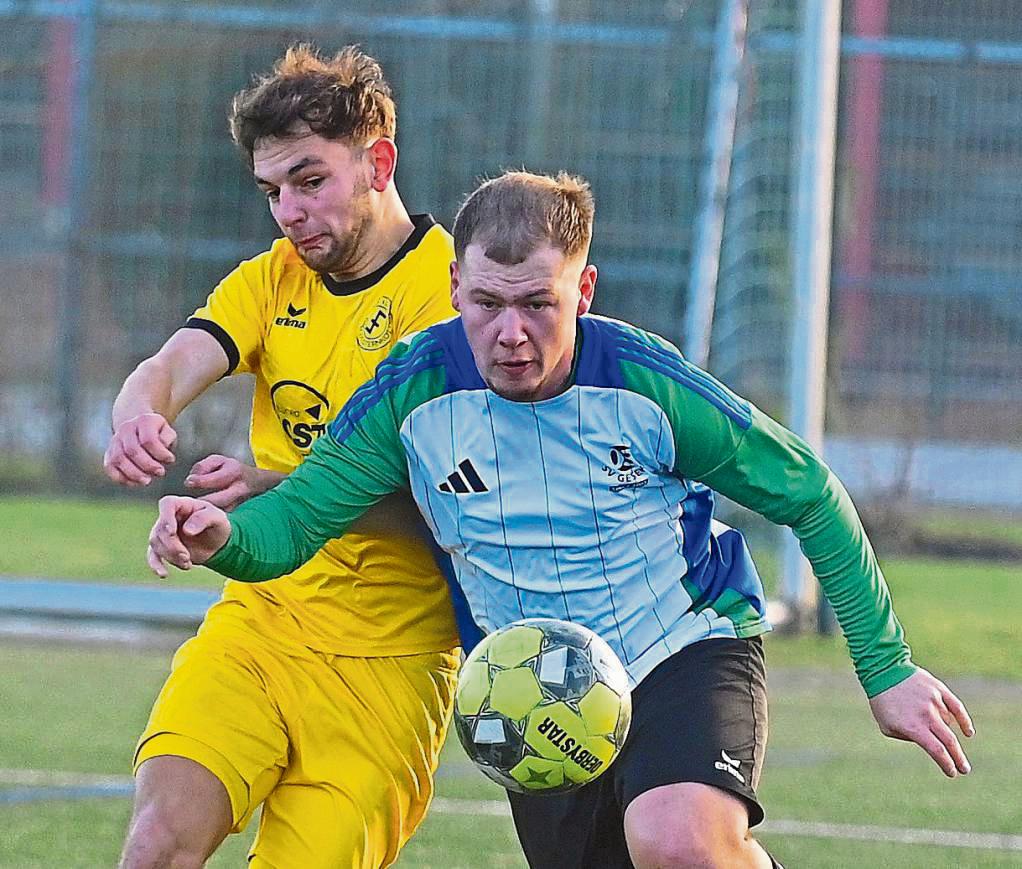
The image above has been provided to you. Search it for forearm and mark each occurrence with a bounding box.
[702,410,915,697]
[250,468,287,495]
[204,481,342,581]
[113,330,230,429]
[203,427,400,582]
[787,475,915,697]
[112,357,178,427]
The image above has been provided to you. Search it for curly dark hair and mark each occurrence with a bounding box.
[229,43,396,166]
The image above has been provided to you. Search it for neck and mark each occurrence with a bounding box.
[329,189,414,282]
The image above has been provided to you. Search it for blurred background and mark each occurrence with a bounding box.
[4,0,1021,495]
[1,1,1020,866]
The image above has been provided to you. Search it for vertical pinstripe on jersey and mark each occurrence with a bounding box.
[529,401,572,620]
[483,390,524,615]
[575,388,628,656]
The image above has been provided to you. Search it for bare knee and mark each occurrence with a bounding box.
[624,783,768,869]
[119,756,233,869]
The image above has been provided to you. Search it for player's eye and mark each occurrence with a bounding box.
[478,300,498,311]
[303,177,324,190]
[264,189,280,203]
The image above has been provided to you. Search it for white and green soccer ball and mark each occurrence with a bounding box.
[453,618,632,795]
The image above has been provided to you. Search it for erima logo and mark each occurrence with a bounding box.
[714,750,746,785]
[601,443,648,492]
[438,459,488,494]
[275,301,307,329]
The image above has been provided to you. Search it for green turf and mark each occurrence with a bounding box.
[0,496,224,588]
[4,496,1020,679]
[2,497,1020,864]
[1,641,1019,868]
[916,506,1022,550]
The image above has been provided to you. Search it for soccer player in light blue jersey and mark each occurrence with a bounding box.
[147,170,974,869]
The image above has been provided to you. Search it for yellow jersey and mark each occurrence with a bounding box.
[185,214,459,655]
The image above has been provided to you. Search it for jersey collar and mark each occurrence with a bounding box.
[320,213,437,297]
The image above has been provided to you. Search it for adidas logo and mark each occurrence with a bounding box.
[438,459,488,494]
[714,749,746,785]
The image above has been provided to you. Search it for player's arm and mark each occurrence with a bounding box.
[149,420,399,580]
[105,329,229,486]
[152,332,446,581]
[696,408,974,776]
[184,455,287,511]
[620,338,972,775]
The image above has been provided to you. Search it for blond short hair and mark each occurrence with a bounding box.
[453,170,595,264]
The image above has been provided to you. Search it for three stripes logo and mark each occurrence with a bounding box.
[438,459,489,494]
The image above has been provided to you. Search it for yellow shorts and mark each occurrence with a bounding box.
[135,604,459,868]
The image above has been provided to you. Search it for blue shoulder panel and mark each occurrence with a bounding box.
[574,315,629,389]
[428,317,487,392]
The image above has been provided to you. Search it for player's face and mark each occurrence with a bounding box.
[452,242,597,402]
[252,129,374,275]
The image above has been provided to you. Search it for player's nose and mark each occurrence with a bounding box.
[274,189,307,227]
[495,308,527,346]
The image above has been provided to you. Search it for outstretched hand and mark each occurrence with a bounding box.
[868,668,975,777]
[147,496,231,578]
[185,454,283,511]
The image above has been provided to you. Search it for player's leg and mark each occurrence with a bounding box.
[624,783,771,867]
[120,611,291,867]
[249,647,459,869]
[119,756,232,869]
[507,772,633,868]
[618,636,773,868]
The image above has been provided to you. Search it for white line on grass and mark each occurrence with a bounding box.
[0,768,132,788]
[4,771,1020,853]
[433,797,1022,852]
[760,819,1022,853]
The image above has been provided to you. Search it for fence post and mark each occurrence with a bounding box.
[684,0,748,368]
[782,0,843,631]
[55,0,99,488]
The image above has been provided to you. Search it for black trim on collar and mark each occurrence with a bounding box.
[184,317,240,375]
[320,213,437,297]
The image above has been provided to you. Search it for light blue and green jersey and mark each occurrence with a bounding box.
[208,315,915,697]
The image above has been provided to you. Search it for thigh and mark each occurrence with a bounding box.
[135,623,291,831]
[252,649,459,869]
[507,776,633,869]
[617,637,769,826]
[124,755,234,862]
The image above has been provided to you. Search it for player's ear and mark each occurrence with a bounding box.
[366,138,397,191]
[577,264,597,316]
[450,260,462,311]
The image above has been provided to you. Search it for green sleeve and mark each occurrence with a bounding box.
[205,338,446,582]
[621,346,916,698]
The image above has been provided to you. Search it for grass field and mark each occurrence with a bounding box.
[1,496,1020,866]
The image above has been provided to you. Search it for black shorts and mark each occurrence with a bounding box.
[507,636,768,869]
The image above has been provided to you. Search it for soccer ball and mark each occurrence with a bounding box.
[453,618,632,795]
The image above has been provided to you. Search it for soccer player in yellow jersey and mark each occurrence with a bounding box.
[103,45,460,868]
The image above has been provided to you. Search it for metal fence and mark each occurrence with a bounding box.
[1,0,1020,506]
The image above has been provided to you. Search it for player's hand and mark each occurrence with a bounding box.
[184,454,283,511]
[868,668,975,778]
[104,413,177,486]
[147,495,230,578]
